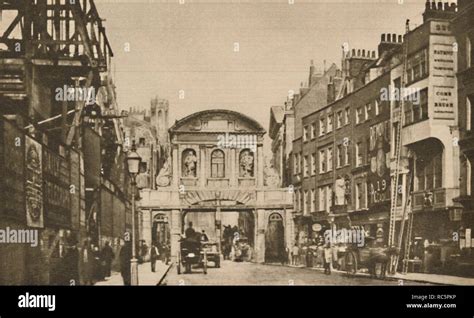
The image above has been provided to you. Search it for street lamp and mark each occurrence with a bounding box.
[127,141,142,286]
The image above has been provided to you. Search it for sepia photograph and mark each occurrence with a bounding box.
[0,0,473,302]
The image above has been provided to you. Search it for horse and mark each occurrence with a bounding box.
[367,246,400,279]
[222,225,234,260]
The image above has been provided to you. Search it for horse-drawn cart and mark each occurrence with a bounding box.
[343,238,398,279]
[176,239,208,275]
[202,241,220,268]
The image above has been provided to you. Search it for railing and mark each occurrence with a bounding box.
[411,188,458,211]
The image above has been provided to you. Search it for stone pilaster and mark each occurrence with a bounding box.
[257,145,264,188]
[255,209,266,263]
[172,146,179,187]
[170,209,182,262]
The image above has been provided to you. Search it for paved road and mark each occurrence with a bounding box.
[161,260,432,286]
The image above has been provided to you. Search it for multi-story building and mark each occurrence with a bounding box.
[289,63,343,244]
[451,0,474,267]
[271,0,472,274]
[392,1,460,254]
[299,42,398,244]
[0,1,131,284]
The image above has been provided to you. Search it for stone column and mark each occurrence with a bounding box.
[170,209,182,262]
[257,145,264,188]
[230,148,237,187]
[172,146,179,187]
[255,209,266,263]
[140,209,152,248]
[200,146,206,187]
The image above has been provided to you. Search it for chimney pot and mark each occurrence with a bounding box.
[381,34,386,42]
[437,1,442,10]
[392,34,397,43]
[398,35,402,42]
[352,48,356,56]
[357,49,361,57]
[386,34,391,42]
[431,1,436,9]
[362,49,366,57]
[372,51,376,58]
[450,3,456,11]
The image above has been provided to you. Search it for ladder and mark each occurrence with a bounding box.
[388,19,410,274]
[394,171,412,273]
[402,204,415,274]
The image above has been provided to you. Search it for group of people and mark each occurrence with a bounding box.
[82,239,116,285]
[289,239,334,275]
[182,222,209,243]
[52,236,116,286]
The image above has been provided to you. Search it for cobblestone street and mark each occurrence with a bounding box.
[161,260,432,286]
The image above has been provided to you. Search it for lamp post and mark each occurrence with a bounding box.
[127,141,142,286]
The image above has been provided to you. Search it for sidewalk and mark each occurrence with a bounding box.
[391,272,474,286]
[281,263,474,285]
[95,261,171,286]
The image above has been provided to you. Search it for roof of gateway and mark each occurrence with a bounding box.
[169,109,266,134]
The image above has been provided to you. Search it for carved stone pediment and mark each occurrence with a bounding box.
[170,110,265,135]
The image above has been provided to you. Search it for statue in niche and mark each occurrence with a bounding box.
[239,150,254,177]
[183,149,197,177]
[264,158,280,187]
[156,158,171,187]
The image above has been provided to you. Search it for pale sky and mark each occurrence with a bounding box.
[95,0,426,133]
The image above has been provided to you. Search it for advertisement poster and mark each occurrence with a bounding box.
[25,136,43,228]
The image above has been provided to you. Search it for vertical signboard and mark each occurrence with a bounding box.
[70,150,81,230]
[25,136,44,228]
[368,120,391,207]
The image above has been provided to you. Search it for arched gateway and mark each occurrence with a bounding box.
[139,109,294,263]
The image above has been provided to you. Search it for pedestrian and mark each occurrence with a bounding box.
[292,244,300,266]
[280,245,288,265]
[323,243,332,275]
[65,232,80,285]
[92,245,104,281]
[101,241,115,278]
[200,230,209,242]
[185,222,196,240]
[81,238,94,285]
[150,244,160,272]
[119,240,132,286]
[163,241,171,265]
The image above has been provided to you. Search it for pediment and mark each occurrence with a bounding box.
[170,110,265,134]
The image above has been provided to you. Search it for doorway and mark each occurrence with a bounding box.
[265,213,285,263]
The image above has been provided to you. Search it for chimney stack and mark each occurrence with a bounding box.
[423,0,456,22]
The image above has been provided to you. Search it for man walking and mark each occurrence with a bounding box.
[101,241,115,278]
[119,240,132,286]
[292,244,300,266]
[150,244,160,272]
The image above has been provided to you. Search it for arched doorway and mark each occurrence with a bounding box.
[265,213,285,263]
[152,214,170,248]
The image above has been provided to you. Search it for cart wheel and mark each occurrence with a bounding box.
[345,252,357,275]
